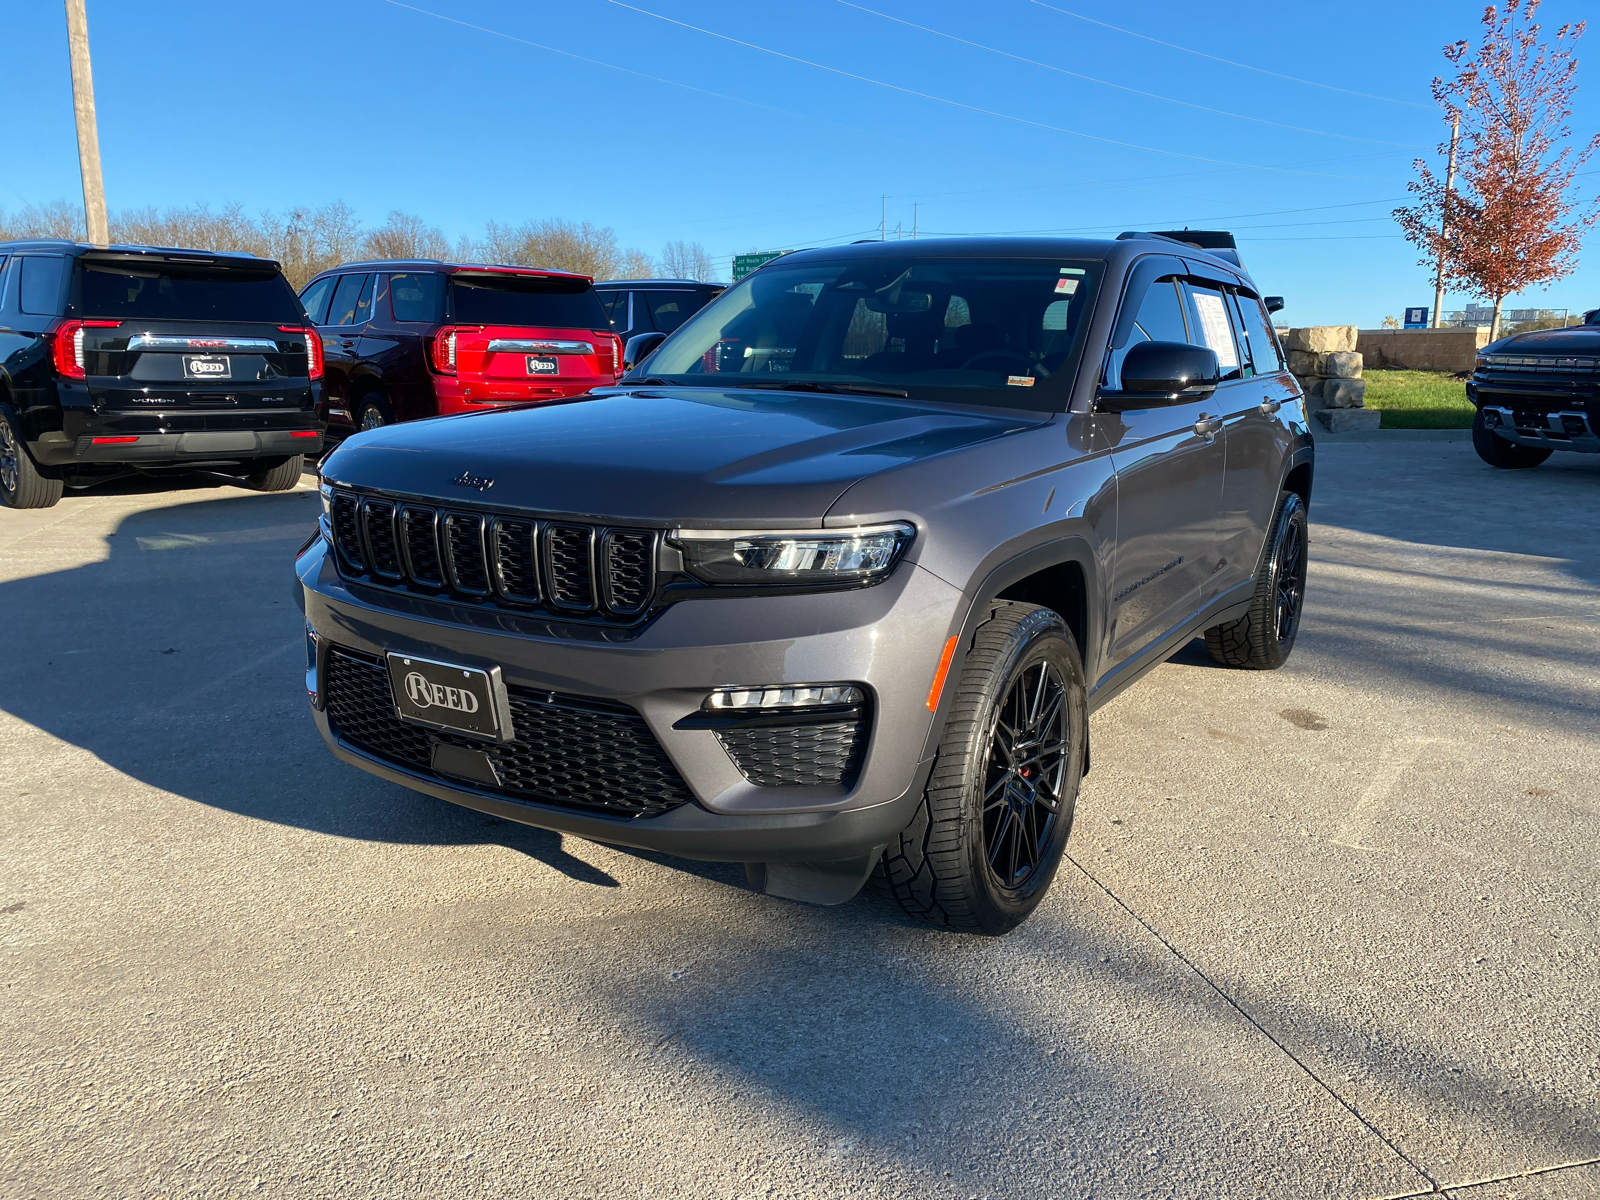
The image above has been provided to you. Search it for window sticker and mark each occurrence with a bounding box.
[1006,375,1035,387]
[1192,292,1239,371]
[1059,267,1086,275]
[1053,278,1078,295]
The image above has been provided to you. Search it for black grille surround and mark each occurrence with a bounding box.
[326,486,659,624]
[716,717,869,788]
[323,647,696,820]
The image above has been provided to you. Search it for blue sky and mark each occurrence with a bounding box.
[7,0,1598,327]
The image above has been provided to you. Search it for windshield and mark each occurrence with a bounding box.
[75,260,303,322]
[447,274,610,329]
[633,256,1102,409]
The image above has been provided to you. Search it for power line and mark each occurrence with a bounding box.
[1026,0,1434,110]
[603,0,1405,180]
[375,0,1341,208]
[833,0,1421,148]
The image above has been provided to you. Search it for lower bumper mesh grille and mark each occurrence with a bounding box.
[324,647,695,819]
[717,719,867,788]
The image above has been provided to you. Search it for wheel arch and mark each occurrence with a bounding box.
[1282,445,1314,509]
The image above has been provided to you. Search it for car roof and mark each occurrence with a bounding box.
[320,259,593,282]
[0,238,279,269]
[593,278,722,288]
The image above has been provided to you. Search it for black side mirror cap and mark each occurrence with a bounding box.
[1097,340,1220,412]
[1264,296,1285,314]
[623,331,668,373]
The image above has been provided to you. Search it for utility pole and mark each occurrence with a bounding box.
[1431,114,1459,330]
[912,203,918,240]
[65,0,109,245]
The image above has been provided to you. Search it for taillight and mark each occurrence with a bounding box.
[50,319,120,379]
[280,325,324,380]
[606,333,625,376]
[430,327,458,375]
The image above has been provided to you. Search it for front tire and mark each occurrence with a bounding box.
[1205,491,1308,670]
[874,601,1087,936]
[0,411,64,509]
[356,395,394,431]
[241,455,304,492]
[1472,409,1551,469]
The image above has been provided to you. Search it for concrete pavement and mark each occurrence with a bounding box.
[1,443,1596,1199]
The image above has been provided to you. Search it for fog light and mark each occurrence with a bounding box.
[706,684,864,711]
[1482,409,1502,427]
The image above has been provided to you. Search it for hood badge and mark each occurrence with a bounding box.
[451,471,495,492]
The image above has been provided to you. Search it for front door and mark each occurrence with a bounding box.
[1099,272,1226,671]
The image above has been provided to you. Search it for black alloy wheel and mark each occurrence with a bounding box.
[1204,490,1308,670]
[874,601,1087,935]
[983,659,1072,891]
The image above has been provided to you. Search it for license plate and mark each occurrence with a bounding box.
[184,354,232,380]
[526,355,559,375]
[386,653,513,741]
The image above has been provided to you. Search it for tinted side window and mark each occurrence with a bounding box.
[1186,284,1243,381]
[598,290,630,324]
[1109,277,1188,385]
[299,277,335,325]
[351,275,374,324]
[0,257,11,313]
[644,291,697,334]
[389,272,443,323]
[1234,291,1284,375]
[326,274,369,326]
[20,257,69,316]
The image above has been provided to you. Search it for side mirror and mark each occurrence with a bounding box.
[1097,341,1220,412]
[1263,296,1285,314]
[623,331,667,373]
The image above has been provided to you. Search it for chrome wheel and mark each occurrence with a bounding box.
[982,659,1071,891]
[359,405,386,431]
[0,420,17,495]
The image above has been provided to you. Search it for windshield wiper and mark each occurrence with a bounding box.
[724,379,911,399]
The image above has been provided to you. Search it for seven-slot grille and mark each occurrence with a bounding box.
[323,647,694,819]
[327,488,657,619]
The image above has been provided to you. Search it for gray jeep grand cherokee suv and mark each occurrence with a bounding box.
[297,233,1312,934]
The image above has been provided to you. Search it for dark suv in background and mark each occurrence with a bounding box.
[594,279,722,363]
[1468,307,1600,468]
[0,239,324,509]
[299,261,623,436]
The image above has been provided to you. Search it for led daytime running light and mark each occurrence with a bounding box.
[707,684,863,711]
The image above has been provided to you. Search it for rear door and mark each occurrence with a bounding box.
[448,271,619,398]
[319,273,372,410]
[1101,258,1228,674]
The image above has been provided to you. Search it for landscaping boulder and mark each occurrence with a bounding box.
[1323,378,1367,408]
[1323,351,1363,379]
[1317,408,1381,433]
[1287,350,1321,376]
[1283,326,1358,354]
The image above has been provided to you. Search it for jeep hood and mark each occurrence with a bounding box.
[320,387,1045,524]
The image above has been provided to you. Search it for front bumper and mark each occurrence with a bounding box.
[1479,404,1600,454]
[296,537,958,862]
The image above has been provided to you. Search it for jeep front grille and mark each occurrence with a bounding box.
[324,646,694,819]
[326,487,658,620]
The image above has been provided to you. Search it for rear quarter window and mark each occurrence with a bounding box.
[21,257,70,316]
[76,260,302,322]
[298,276,335,325]
[388,272,444,323]
[448,274,609,329]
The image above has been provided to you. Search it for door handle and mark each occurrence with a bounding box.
[1194,415,1223,437]
[1259,398,1282,414]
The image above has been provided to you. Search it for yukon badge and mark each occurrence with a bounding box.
[451,471,494,491]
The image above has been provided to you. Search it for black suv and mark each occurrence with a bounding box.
[594,279,722,357]
[0,240,324,508]
[299,233,1311,935]
[1468,310,1600,468]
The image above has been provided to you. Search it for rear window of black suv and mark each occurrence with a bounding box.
[447,272,610,328]
[75,258,303,323]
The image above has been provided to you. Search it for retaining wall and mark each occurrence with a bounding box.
[1357,328,1490,374]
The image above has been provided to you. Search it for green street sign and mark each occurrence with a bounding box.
[733,251,788,282]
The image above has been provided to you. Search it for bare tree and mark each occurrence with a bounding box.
[615,248,656,280]
[0,200,88,240]
[1395,1,1600,340]
[660,239,716,281]
[360,210,451,262]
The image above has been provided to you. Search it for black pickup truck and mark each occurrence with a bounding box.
[0,240,324,508]
[1468,311,1600,468]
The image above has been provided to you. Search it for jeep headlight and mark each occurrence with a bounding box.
[670,523,915,586]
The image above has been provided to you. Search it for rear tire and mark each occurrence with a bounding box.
[356,395,393,431]
[1472,408,1551,469]
[0,411,64,509]
[241,455,304,492]
[873,601,1086,936]
[1204,491,1308,670]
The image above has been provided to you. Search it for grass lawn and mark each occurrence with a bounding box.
[1360,369,1474,429]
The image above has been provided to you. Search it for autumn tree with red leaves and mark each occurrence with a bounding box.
[1395,1,1600,340]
